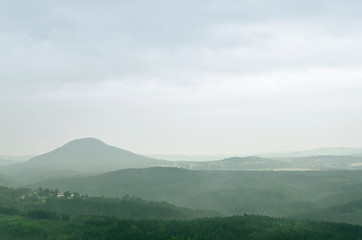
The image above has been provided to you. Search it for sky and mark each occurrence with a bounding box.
[1,0,362,156]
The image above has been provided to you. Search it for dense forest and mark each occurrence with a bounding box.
[1,210,362,240]
[2,185,362,239]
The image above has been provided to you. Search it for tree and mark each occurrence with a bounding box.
[64,191,71,199]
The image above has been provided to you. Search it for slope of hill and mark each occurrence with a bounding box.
[173,155,362,171]
[284,155,362,170]
[175,156,290,170]
[0,155,32,165]
[296,198,362,225]
[0,185,220,220]
[0,138,168,184]
[169,155,362,171]
[30,167,362,221]
[0,173,17,187]
[26,138,166,172]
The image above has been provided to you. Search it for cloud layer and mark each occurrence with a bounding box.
[1,0,362,155]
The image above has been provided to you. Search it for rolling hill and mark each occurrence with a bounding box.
[29,167,362,222]
[0,173,17,187]
[2,137,362,185]
[0,185,221,220]
[172,155,362,170]
[296,198,362,225]
[259,147,362,158]
[0,155,32,165]
[25,138,167,172]
[281,155,362,170]
[175,156,290,170]
[0,138,168,184]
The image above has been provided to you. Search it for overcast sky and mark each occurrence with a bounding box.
[1,0,362,156]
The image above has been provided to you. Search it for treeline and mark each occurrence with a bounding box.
[1,211,362,240]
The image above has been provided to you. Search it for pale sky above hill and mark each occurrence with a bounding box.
[1,0,362,155]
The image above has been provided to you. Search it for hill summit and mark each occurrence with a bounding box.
[61,138,107,149]
[25,138,166,172]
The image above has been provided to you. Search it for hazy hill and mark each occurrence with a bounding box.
[175,156,290,170]
[26,138,166,172]
[0,138,167,184]
[173,155,362,170]
[2,138,362,185]
[0,155,32,164]
[284,155,362,170]
[0,173,17,187]
[259,147,362,158]
[0,158,12,166]
[297,198,362,225]
[29,167,362,221]
[145,153,232,161]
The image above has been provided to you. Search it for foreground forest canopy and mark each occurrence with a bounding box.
[1,209,362,240]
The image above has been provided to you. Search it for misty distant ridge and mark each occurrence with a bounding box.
[3,137,362,163]
[145,153,232,162]
[1,137,362,185]
[0,155,33,166]
[258,147,362,158]
[149,148,362,162]
[0,157,12,166]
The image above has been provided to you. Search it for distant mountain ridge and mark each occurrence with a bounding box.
[1,138,362,185]
[258,147,362,158]
[173,155,362,171]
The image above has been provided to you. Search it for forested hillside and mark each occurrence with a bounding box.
[4,184,362,239]
[0,186,219,220]
[296,198,362,225]
[30,168,362,220]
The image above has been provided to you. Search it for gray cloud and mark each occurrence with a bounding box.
[1,0,362,155]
